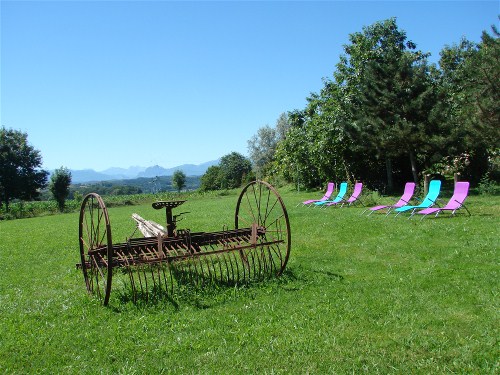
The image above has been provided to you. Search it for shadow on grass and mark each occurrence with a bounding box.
[111,262,300,310]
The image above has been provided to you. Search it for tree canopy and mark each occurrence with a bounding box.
[258,18,499,190]
[0,128,48,210]
[172,170,186,192]
[49,166,72,211]
[200,152,253,191]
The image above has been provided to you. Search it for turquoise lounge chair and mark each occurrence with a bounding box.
[326,182,364,207]
[394,180,441,218]
[314,182,348,207]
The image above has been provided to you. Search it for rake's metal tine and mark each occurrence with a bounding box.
[261,246,270,276]
[205,253,216,284]
[223,251,231,285]
[124,254,137,303]
[200,254,210,286]
[142,264,149,301]
[217,252,225,285]
[232,250,241,284]
[225,252,234,285]
[136,264,145,298]
[209,252,220,284]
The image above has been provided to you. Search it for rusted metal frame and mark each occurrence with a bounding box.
[101,228,256,257]
[86,235,283,274]
[105,230,259,259]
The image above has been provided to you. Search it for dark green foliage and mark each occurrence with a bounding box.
[172,170,186,192]
[0,127,48,210]
[274,86,350,189]
[338,18,439,190]
[219,152,252,189]
[433,22,500,183]
[200,152,253,191]
[267,18,499,190]
[200,165,222,191]
[49,167,71,211]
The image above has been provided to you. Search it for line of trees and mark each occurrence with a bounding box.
[248,18,499,191]
[2,18,498,207]
[0,128,70,212]
[0,128,49,211]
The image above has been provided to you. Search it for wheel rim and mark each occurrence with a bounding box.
[79,193,113,305]
[235,180,291,276]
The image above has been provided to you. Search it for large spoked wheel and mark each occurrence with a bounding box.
[235,180,291,275]
[79,193,113,305]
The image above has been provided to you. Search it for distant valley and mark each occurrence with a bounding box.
[65,160,219,183]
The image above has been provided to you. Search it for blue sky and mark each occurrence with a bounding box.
[1,1,498,171]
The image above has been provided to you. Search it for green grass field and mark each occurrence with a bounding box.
[1,187,498,374]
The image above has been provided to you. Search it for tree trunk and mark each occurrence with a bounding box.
[409,150,418,183]
[1,191,9,212]
[385,156,394,192]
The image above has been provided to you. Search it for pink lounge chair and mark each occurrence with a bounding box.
[416,181,470,219]
[300,182,335,207]
[364,182,416,216]
[326,182,363,207]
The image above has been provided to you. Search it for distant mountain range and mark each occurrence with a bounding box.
[66,160,219,183]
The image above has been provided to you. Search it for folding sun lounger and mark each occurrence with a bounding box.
[364,182,416,216]
[394,180,442,218]
[315,182,348,207]
[299,182,335,207]
[416,181,470,219]
[326,182,363,207]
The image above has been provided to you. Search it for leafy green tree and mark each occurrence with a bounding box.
[274,18,499,189]
[275,112,291,143]
[219,152,252,189]
[200,165,222,191]
[248,125,277,178]
[172,170,186,192]
[338,18,438,189]
[274,83,352,189]
[468,25,500,147]
[248,113,290,179]
[434,23,499,182]
[461,26,500,181]
[49,167,72,211]
[0,127,48,210]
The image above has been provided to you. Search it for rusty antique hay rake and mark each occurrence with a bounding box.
[77,180,291,305]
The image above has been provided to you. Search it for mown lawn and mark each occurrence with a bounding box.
[0,186,498,374]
